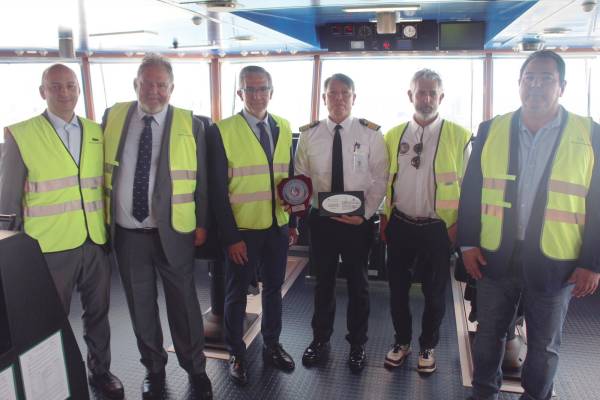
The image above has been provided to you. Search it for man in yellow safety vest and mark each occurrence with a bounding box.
[0,63,124,399]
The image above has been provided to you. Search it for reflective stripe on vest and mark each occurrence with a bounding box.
[8,115,107,252]
[383,120,471,227]
[217,114,291,230]
[103,102,197,233]
[480,113,515,251]
[481,112,594,259]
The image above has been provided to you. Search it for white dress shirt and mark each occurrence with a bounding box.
[391,115,471,220]
[392,115,443,219]
[46,110,81,165]
[114,103,167,229]
[295,115,389,219]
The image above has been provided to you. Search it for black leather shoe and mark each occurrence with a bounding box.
[349,345,367,372]
[189,373,213,400]
[88,371,124,399]
[141,370,166,399]
[263,343,295,371]
[229,355,248,386]
[302,341,330,367]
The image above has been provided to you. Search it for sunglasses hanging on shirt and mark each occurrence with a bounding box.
[411,127,425,169]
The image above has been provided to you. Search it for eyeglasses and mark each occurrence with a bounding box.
[326,91,353,99]
[241,86,271,95]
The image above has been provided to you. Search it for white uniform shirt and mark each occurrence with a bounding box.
[392,115,470,219]
[295,116,389,219]
[114,103,167,229]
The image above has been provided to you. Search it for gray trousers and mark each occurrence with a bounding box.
[114,226,206,375]
[44,240,112,375]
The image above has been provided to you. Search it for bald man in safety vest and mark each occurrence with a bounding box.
[0,63,124,399]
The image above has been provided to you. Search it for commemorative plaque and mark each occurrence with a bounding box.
[277,175,313,216]
[318,191,365,217]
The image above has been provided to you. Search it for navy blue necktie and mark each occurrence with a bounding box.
[257,122,272,161]
[132,115,154,222]
[331,124,344,192]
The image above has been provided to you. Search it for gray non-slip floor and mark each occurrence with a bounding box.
[68,260,600,400]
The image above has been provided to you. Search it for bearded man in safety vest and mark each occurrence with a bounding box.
[206,65,297,386]
[459,50,600,400]
[102,54,212,399]
[380,68,471,374]
[0,64,124,399]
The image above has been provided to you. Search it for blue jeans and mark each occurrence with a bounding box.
[471,273,572,400]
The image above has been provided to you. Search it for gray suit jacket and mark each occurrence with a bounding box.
[102,102,208,267]
[0,112,82,232]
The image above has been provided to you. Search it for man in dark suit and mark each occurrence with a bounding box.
[102,54,212,399]
[206,65,296,386]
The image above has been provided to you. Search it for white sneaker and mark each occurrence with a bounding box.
[417,348,436,373]
[384,343,411,368]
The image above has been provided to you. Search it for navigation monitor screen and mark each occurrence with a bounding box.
[439,21,485,50]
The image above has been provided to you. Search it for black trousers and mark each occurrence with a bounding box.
[309,209,373,345]
[115,226,206,374]
[385,214,451,349]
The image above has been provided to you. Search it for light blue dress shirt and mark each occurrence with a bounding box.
[46,110,81,165]
[516,108,563,240]
[242,109,274,154]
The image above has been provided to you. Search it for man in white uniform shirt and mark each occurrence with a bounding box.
[381,69,471,373]
[296,73,389,372]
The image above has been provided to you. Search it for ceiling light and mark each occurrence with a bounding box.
[519,38,545,52]
[369,17,422,23]
[582,0,597,12]
[542,27,571,36]
[231,35,254,41]
[343,5,420,13]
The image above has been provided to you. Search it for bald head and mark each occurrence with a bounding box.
[39,63,80,121]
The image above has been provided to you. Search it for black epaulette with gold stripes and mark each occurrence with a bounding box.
[299,120,320,132]
[359,118,381,131]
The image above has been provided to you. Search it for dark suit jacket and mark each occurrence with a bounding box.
[102,102,208,267]
[206,112,294,247]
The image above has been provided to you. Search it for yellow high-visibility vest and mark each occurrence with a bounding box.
[384,120,471,227]
[104,102,197,233]
[9,114,107,252]
[480,111,594,260]
[216,114,291,229]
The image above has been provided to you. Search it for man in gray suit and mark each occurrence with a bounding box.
[102,54,212,400]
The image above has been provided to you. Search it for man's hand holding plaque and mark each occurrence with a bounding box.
[277,175,313,216]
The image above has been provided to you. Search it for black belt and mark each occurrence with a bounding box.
[117,225,158,234]
[392,208,441,226]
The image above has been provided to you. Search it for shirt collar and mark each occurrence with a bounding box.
[242,108,269,127]
[408,114,442,135]
[326,115,353,134]
[519,107,563,137]
[136,102,168,127]
[46,109,79,129]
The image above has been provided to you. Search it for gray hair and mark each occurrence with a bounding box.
[324,73,355,92]
[137,54,174,83]
[238,65,273,89]
[410,68,443,91]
